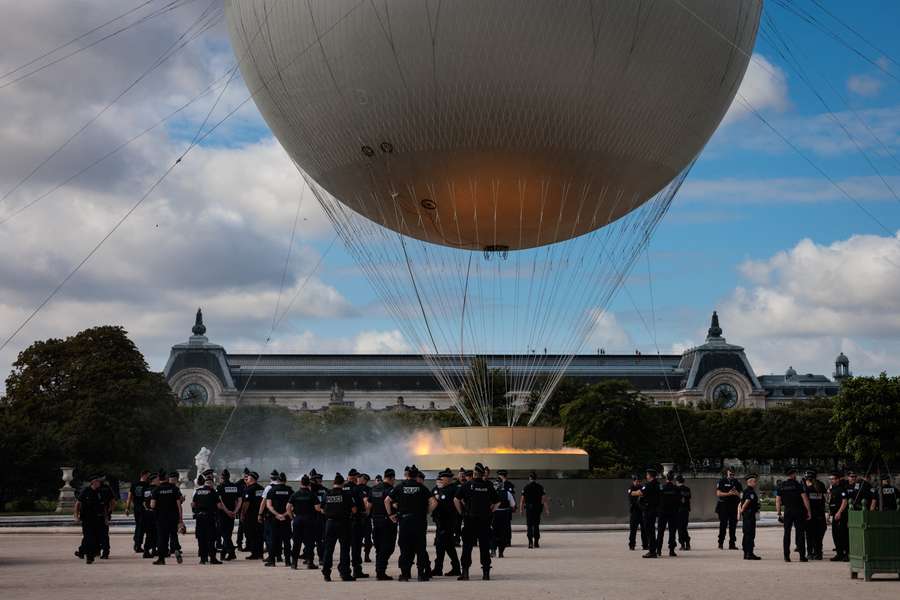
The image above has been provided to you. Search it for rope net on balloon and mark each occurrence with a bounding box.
[303,165,693,427]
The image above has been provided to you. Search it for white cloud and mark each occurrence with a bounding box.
[723,54,790,125]
[847,74,883,98]
[585,311,633,353]
[352,330,412,354]
[719,232,900,376]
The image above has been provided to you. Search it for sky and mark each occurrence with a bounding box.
[1,0,900,392]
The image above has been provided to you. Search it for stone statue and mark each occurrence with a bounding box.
[329,382,344,404]
[192,307,207,336]
[194,446,211,475]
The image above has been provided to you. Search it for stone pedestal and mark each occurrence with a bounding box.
[55,467,76,514]
[177,468,191,495]
[661,462,675,476]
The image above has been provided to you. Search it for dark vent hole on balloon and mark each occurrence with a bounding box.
[379,141,394,153]
[361,145,375,157]
[420,199,437,210]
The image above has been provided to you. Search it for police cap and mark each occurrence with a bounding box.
[438,469,453,479]
[474,464,485,475]
[221,469,230,479]
[360,473,371,482]
[745,473,759,481]
[333,473,345,485]
[465,470,474,477]
[529,471,537,480]
[348,468,359,477]
[148,472,159,481]
[881,473,891,481]
[202,468,214,477]
[384,468,396,478]
[675,474,685,483]
[459,467,466,473]
[786,468,797,475]
[88,474,103,482]
[309,468,319,478]
[243,467,251,476]
[300,475,310,485]
[269,469,280,480]
[168,472,179,480]
[278,472,287,483]
[645,468,658,477]
[248,471,260,481]
[497,469,509,477]
[830,470,844,478]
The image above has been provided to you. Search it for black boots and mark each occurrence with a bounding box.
[482,568,490,581]
[457,569,470,580]
[744,553,761,560]
[376,572,393,580]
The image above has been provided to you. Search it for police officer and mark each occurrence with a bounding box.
[775,468,811,562]
[626,474,646,551]
[369,468,397,580]
[287,475,319,570]
[241,471,265,560]
[738,474,761,560]
[657,471,680,557]
[150,470,185,565]
[125,470,150,554]
[74,474,105,564]
[872,474,899,511]
[192,474,225,565]
[97,475,116,560]
[431,469,461,577]
[454,463,499,580]
[803,471,827,560]
[359,473,374,563]
[827,471,849,562]
[216,469,241,561]
[140,472,160,558]
[166,471,185,560]
[491,469,515,558]
[265,472,293,567]
[675,474,691,551]
[631,468,661,559]
[309,469,327,564]
[846,469,873,511]
[520,471,547,549]
[235,467,249,551]
[259,470,280,562]
[319,473,356,582]
[715,467,742,550]
[386,466,435,581]
[344,468,369,578]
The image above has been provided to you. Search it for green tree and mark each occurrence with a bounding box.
[833,373,900,508]
[1,326,179,504]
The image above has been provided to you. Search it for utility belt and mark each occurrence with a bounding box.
[195,511,214,517]
[371,513,390,520]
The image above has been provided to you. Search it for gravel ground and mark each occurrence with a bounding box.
[0,527,896,599]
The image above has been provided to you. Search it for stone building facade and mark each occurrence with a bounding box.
[164,310,846,412]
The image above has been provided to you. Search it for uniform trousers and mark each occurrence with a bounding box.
[741,513,756,555]
[263,517,274,558]
[461,515,493,571]
[641,510,658,555]
[141,511,157,555]
[291,515,316,562]
[310,514,325,561]
[350,517,365,571]
[525,506,543,543]
[782,510,807,559]
[80,516,103,558]
[195,512,218,561]
[492,509,512,551]
[676,509,691,546]
[217,514,235,555]
[432,517,460,573]
[656,512,678,553]
[372,516,397,575]
[717,504,738,546]
[243,515,263,557]
[156,517,179,558]
[322,518,351,576]
[628,508,645,549]
[99,518,111,553]
[807,514,826,557]
[236,519,244,550]
[398,514,430,577]
[830,512,849,557]
[269,518,292,562]
[132,510,144,550]
[362,517,373,556]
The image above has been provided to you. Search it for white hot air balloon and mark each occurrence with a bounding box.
[226,0,761,425]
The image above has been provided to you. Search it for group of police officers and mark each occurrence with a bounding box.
[627,465,899,563]
[75,463,550,582]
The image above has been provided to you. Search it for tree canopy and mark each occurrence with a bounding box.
[833,373,900,469]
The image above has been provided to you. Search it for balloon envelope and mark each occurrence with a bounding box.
[227,0,761,250]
